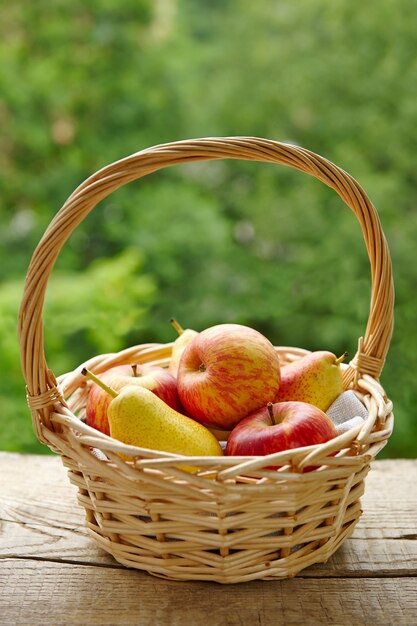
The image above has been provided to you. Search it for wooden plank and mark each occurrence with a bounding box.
[354,459,417,538]
[1,454,416,578]
[2,455,416,535]
[1,559,416,626]
[1,454,415,533]
[308,537,417,577]
[1,516,416,577]
[0,519,114,566]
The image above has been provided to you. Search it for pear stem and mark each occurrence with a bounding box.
[170,318,184,336]
[335,351,349,366]
[81,368,118,398]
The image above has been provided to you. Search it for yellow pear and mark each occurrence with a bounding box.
[168,318,198,376]
[107,385,223,458]
[274,351,347,412]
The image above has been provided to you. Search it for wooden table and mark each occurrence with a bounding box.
[0,453,416,626]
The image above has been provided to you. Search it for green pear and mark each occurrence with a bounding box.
[274,351,347,412]
[168,318,199,377]
[108,385,223,458]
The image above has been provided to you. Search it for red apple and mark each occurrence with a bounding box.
[226,401,337,460]
[177,323,281,430]
[85,364,183,435]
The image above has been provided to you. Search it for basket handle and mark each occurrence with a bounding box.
[18,137,394,431]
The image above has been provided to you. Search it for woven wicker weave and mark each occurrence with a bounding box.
[18,137,394,583]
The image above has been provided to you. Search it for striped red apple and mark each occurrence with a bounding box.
[177,324,281,430]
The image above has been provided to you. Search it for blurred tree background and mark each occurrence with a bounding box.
[1,0,416,457]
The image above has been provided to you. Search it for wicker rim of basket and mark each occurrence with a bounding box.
[18,137,394,453]
[42,343,392,478]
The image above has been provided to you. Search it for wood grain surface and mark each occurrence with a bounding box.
[1,454,416,626]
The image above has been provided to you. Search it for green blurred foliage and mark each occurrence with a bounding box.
[0,249,155,452]
[0,0,416,457]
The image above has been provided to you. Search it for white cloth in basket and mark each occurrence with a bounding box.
[326,390,368,434]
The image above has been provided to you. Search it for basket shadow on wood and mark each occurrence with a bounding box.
[18,138,394,583]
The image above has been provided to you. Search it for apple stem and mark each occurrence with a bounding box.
[267,402,275,423]
[81,368,118,398]
[335,351,349,366]
[131,364,138,377]
[170,318,184,336]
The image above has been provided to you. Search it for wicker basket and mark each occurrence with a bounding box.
[18,137,394,583]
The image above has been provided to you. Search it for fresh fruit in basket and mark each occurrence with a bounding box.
[83,369,223,458]
[226,400,338,458]
[177,323,281,430]
[168,318,199,377]
[274,351,347,412]
[85,363,182,435]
